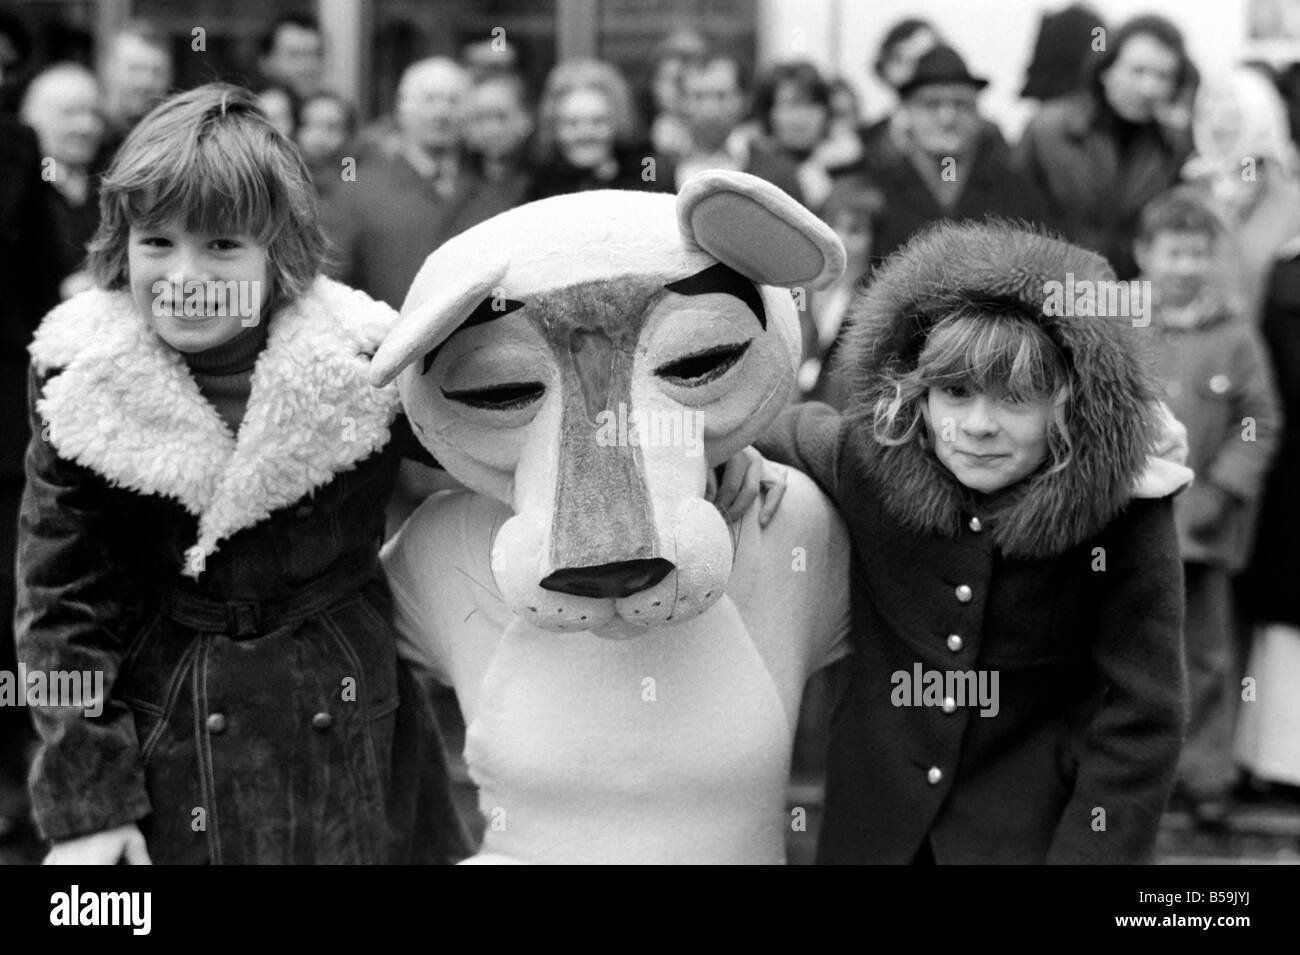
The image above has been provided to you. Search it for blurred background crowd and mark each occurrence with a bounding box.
[2,0,1300,863]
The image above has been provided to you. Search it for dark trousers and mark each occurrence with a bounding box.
[1176,562,1239,800]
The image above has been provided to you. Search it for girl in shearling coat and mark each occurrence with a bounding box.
[15,84,471,865]
[758,221,1191,864]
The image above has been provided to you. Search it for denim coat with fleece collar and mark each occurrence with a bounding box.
[16,277,469,864]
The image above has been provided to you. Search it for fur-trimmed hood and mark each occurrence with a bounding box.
[29,276,400,577]
[837,220,1161,560]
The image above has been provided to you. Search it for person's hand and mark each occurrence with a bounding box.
[707,447,788,527]
[44,823,152,865]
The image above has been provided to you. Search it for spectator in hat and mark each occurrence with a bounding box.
[1020,4,1107,103]
[1015,13,1194,278]
[857,43,1048,263]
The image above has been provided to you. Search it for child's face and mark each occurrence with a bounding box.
[923,384,1052,494]
[1139,230,1216,306]
[128,224,271,354]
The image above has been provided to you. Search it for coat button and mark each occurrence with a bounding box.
[942,696,957,713]
[206,712,228,734]
[947,634,963,652]
[955,584,972,603]
[968,516,982,532]
[295,504,313,518]
[1209,374,1230,394]
[311,711,333,730]
[927,766,943,785]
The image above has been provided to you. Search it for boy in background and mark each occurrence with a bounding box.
[1134,187,1283,827]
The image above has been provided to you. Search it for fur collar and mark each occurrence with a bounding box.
[838,221,1159,560]
[30,277,400,577]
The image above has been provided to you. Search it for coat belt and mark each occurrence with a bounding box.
[161,555,379,639]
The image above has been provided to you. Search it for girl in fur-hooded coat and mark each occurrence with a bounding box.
[758,220,1190,864]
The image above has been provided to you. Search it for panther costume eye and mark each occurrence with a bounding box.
[440,382,546,411]
[655,342,750,387]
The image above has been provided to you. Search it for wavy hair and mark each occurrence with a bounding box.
[872,308,1076,476]
[533,59,639,165]
[87,82,325,315]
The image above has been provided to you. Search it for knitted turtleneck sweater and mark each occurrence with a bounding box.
[182,320,270,433]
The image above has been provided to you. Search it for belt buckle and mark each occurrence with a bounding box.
[225,602,263,638]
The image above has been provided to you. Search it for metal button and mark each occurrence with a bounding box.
[968,516,982,533]
[206,712,228,734]
[927,766,943,785]
[955,584,972,603]
[947,634,963,652]
[942,696,957,714]
[311,711,333,731]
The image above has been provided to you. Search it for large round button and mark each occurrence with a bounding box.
[947,634,963,652]
[206,712,228,734]
[968,516,982,533]
[311,711,333,730]
[927,766,943,786]
[942,696,957,714]
[955,584,972,603]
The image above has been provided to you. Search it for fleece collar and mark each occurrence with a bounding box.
[30,277,400,578]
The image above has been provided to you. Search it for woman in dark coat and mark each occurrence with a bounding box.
[759,221,1189,863]
[526,59,673,201]
[1015,14,1194,278]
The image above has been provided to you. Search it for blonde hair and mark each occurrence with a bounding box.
[87,83,325,314]
[872,310,1076,475]
[534,59,639,164]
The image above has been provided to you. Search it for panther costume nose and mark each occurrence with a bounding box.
[540,558,675,599]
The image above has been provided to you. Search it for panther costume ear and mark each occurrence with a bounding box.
[369,258,508,387]
[370,171,846,386]
[676,169,845,291]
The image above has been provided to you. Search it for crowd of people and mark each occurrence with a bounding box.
[1,3,1299,858]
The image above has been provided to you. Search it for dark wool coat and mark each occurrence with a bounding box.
[526,143,676,202]
[859,122,1048,264]
[0,119,62,479]
[1137,299,1282,571]
[1242,251,1300,625]
[1015,90,1191,279]
[16,278,469,864]
[758,222,1188,864]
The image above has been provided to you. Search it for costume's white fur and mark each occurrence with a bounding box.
[378,172,853,863]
